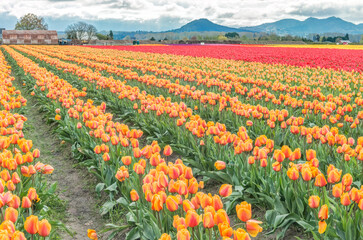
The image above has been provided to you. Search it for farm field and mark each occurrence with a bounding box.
[0,44,362,240]
[88,44,363,72]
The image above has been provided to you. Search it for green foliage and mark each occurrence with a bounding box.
[225,32,239,38]
[15,13,48,30]
[96,33,110,40]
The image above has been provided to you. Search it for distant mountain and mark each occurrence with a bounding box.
[98,17,363,41]
[242,16,363,35]
[168,18,255,33]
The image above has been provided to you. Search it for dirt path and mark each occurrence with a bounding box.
[19,86,107,239]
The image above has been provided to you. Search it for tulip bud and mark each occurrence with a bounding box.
[185,210,199,228]
[236,201,251,222]
[214,161,226,170]
[318,220,327,234]
[24,215,38,235]
[318,204,329,220]
[308,195,320,209]
[203,212,214,228]
[219,184,232,197]
[4,207,18,223]
[38,219,51,237]
[130,189,139,202]
[163,145,173,157]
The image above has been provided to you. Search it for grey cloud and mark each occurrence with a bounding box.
[288,4,363,18]
[47,0,76,2]
[108,1,132,9]
[217,12,235,18]
[175,1,191,8]
[204,7,215,16]
[44,14,185,31]
[288,5,341,16]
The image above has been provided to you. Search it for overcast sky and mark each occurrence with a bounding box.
[1,0,362,31]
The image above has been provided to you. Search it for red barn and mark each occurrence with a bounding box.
[2,30,58,45]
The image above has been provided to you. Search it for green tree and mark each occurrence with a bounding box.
[96,33,109,40]
[225,32,239,39]
[217,35,228,41]
[15,13,48,30]
[109,30,114,40]
[150,37,156,41]
[360,35,363,44]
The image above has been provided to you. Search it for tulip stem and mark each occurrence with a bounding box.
[209,228,212,240]
[157,211,162,232]
[191,227,195,240]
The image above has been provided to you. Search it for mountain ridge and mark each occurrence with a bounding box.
[166,16,363,35]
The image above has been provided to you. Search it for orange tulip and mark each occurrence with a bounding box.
[151,194,163,212]
[27,187,37,201]
[215,161,226,170]
[163,145,173,156]
[38,219,51,237]
[342,173,353,186]
[177,229,190,240]
[233,228,251,240]
[308,196,320,209]
[332,183,343,198]
[272,161,281,172]
[327,168,341,183]
[203,212,214,228]
[306,149,316,161]
[260,158,267,167]
[246,219,263,237]
[24,215,38,235]
[273,150,285,162]
[214,209,230,225]
[318,204,329,220]
[159,233,172,240]
[318,220,327,234]
[166,196,179,212]
[287,167,299,180]
[301,167,312,181]
[130,189,139,202]
[173,215,187,230]
[212,195,223,211]
[314,173,327,187]
[12,231,26,240]
[358,199,363,210]
[236,201,252,222]
[4,207,18,223]
[185,210,199,228]
[87,229,98,240]
[22,196,32,208]
[340,192,351,206]
[218,221,233,237]
[219,184,232,197]
[121,156,132,166]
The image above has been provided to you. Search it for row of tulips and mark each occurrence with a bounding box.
[85,44,363,72]
[11,45,363,176]
[40,45,363,124]
[24,45,363,138]
[6,46,361,236]
[0,49,54,239]
[1,46,266,240]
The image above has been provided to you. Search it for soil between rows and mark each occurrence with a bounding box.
[14,77,110,239]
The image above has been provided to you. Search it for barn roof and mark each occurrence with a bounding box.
[3,30,57,35]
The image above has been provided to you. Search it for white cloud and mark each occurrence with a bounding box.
[0,0,362,31]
